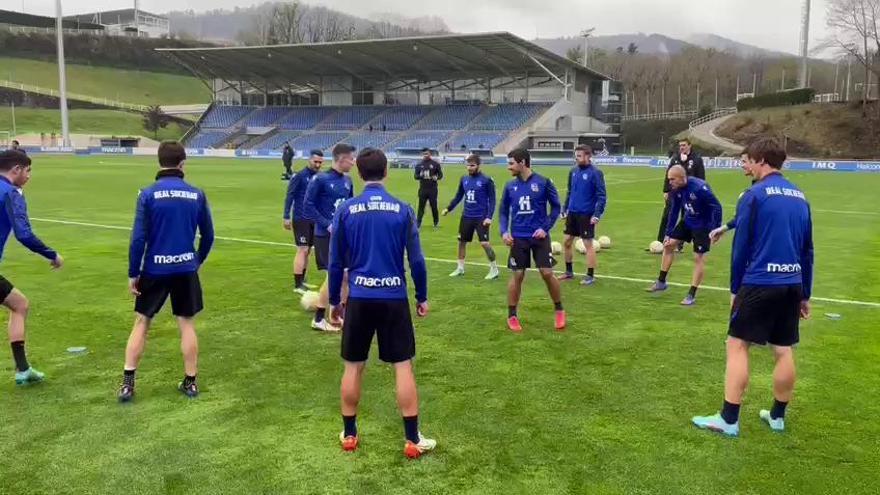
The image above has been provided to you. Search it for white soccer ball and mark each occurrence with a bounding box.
[575,238,586,254]
[592,239,602,251]
[551,241,562,255]
[649,240,664,254]
[598,236,612,249]
[300,290,320,311]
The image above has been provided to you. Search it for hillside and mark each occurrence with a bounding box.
[0,57,210,106]
[716,103,880,159]
[0,107,188,142]
[533,32,791,58]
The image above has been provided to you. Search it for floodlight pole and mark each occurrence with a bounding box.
[580,28,595,68]
[798,0,810,88]
[134,0,139,36]
[55,0,71,147]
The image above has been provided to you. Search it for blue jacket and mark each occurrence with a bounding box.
[303,168,353,237]
[283,166,318,221]
[328,183,427,305]
[564,163,607,217]
[0,177,56,263]
[725,181,758,230]
[446,172,496,220]
[730,173,813,298]
[129,171,215,278]
[499,172,561,239]
[666,177,723,235]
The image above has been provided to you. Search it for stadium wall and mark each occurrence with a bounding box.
[19,146,880,172]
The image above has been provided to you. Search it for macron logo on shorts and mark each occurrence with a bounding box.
[154,252,195,265]
[353,276,402,288]
[766,263,801,273]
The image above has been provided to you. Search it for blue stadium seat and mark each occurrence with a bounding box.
[288,132,350,153]
[277,107,336,130]
[249,131,302,150]
[416,105,483,130]
[319,107,384,130]
[446,132,507,151]
[342,132,401,151]
[242,107,292,127]
[391,131,453,150]
[371,106,433,131]
[186,130,235,148]
[200,106,256,128]
[471,103,548,131]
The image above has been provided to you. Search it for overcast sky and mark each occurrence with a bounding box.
[20,0,830,55]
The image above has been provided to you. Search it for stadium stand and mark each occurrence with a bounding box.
[277,107,336,130]
[371,106,433,131]
[249,131,302,150]
[242,107,291,127]
[446,132,507,151]
[471,103,549,130]
[200,106,255,128]
[416,105,483,130]
[187,130,235,148]
[344,132,401,151]
[318,106,384,130]
[287,132,349,153]
[391,131,454,150]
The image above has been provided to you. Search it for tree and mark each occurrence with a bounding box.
[825,0,880,114]
[627,42,639,55]
[566,45,585,64]
[143,105,170,140]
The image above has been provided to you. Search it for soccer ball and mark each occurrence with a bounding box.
[575,238,586,254]
[598,236,612,249]
[649,240,664,254]
[551,241,562,254]
[592,239,602,251]
[300,291,320,311]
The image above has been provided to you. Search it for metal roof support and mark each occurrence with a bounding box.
[525,53,568,88]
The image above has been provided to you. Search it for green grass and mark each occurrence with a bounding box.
[0,56,210,106]
[0,157,878,494]
[0,108,188,141]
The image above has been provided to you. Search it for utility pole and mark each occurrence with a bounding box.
[845,55,852,100]
[134,0,139,37]
[799,0,811,88]
[55,0,70,147]
[781,69,786,91]
[580,28,595,68]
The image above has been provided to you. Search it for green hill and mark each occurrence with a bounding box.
[0,107,188,141]
[0,56,210,106]
[716,103,880,159]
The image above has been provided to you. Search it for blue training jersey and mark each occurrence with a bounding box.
[730,172,813,298]
[129,171,215,278]
[565,163,607,217]
[445,172,496,220]
[0,177,56,263]
[666,177,723,235]
[499,172,561,239]
[303,168,354,237]
[328,183,427,305]
[283,166,318,221]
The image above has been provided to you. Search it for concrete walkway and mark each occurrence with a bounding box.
[685,114,743,155]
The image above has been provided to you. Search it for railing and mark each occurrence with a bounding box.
[0,79,149,112]
[688,107,737,129]
[622,109,698,122]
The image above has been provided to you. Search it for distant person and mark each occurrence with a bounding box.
[692,137,813,437]
[282,143,294,180]
[10,140,24,154]
[413,148,443,229]
[0,150,63,386]
[283,149,323,293]
[303,143,355,332]
[558,145,607,285]
[655,139,706,244]
[329,147,435,458]
[442,154,499,280]
[118,141,214,402]
[499,148,565,332]
[645,165,722,306]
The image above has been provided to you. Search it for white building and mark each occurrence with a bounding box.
[65,9,170,39]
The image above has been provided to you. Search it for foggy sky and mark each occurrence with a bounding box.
[19,0,829,55]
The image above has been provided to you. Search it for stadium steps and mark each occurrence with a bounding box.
[241,128,281,150]
[492,105,552,153]
[214,129,248,149]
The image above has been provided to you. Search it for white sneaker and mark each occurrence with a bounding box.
[311,319,340,332]
[759,409,785,432]
[448,268,465,277]
[403,432,437,459]
[484,268,499,280]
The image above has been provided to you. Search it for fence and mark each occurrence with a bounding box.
[0,79,149,112]
[622,109,698,122]
[688,107,737,129]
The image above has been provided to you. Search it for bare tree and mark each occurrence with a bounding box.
[825,0,880,114]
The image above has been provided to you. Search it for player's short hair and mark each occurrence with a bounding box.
[356,147,387,181]
[507,148,531,167]
[11,140,20,146]
[0,150,29,171]
[309,149,324,157]
[466,154,481,165]
[332,143,356,160]
[575,144,593,155]
[421,147,431,154]
[743,137,787,169]
[158,141,186,168]
[678,138,692,145]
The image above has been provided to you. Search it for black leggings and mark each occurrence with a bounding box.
[417,189,439,227]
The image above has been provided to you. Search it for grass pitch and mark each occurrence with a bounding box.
[0,156,877,494]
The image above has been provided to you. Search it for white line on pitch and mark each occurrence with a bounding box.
[613,199,880,216]
[30,217,880,309]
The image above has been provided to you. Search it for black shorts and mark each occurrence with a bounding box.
[670,222,711,254]
[134,272,203,318]
[341,299,415,363]
[564,213,596,239]
[0,274,14,301]
[729,284,803,346]
[314,235,330,271]
[508,237,555,270]
[292,219,315,247]
[458,217,490,243]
